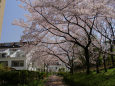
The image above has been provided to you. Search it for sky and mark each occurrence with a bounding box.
[0,0,27,43]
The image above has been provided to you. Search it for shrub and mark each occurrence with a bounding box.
[0,70,47,85]
[59,69,115,86]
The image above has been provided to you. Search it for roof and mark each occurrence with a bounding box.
[0,42,27,49]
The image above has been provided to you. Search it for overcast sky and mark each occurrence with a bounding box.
[0,0,27,43]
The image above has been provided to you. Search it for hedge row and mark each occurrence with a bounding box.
[0,70,47,85]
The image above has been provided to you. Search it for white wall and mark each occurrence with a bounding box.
[0,57,27,70]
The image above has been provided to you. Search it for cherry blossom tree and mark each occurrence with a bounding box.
[13,0,115,74]
[95,18,115,67]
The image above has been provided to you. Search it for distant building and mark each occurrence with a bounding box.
[0,42,36,70]
[0,42,68,72]
[48,62,68,72]
[44,60,69,72]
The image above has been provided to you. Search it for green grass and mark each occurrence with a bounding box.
[61,68,115,86]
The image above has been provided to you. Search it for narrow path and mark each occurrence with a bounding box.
[45,75,67,86]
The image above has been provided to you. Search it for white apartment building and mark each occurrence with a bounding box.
[0,42,68,72]
[0,42,36,70]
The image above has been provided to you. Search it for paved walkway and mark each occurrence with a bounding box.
[45,75,67,86]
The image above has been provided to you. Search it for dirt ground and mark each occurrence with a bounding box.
[45,75,67,86]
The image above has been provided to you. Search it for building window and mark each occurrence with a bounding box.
[55,67,57,70]
[56,62,60,65]
[5,43,11,46]
[0,61,8,66]
[11,60,24,67]
[2,53,7,58]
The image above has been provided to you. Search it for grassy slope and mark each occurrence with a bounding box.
[62,68,115,86]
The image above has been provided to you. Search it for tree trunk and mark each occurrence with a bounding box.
[96,58,99,73]
[46,66,48,73]
[96,52,101,73]
[69,59,74,74]
[103,55,107,72]
[70,67,74,74]
[44,63,46,72]
[110,44,114,67]
[70,63,74,74]
[84,48,90,74]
